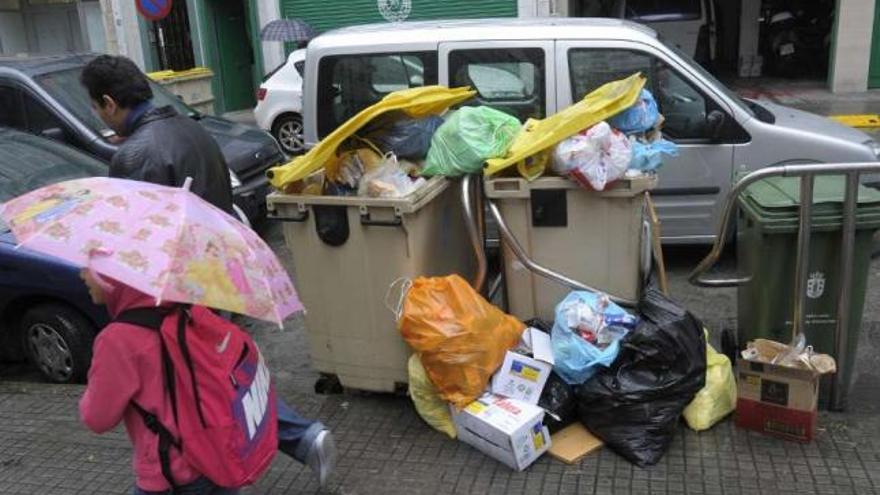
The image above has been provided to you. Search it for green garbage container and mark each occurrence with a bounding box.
[737,176,880,410]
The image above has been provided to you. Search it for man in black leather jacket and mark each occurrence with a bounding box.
[80,55,234,215]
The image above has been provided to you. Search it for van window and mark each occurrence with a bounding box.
[569,48,710,140]
[448,48,545,122]
[317,52,437,138]
[625,0,702,21]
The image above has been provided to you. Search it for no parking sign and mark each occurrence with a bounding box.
[136,0,173,21]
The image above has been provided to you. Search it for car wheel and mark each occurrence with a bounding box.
[21,304,96,384]
[272,114,305,155]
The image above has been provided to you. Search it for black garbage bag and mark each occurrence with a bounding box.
[524,318,553,334]
[364,115,444,160]
[575,287,706,467]
[538,371,577,433]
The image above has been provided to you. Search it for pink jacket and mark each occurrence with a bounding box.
[79,280,202,491]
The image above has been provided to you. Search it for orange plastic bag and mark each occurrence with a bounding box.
[398,274,524,409]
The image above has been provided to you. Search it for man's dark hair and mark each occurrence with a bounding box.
[80,55,153,109]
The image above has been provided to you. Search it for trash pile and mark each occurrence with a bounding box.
[267,75,676,197]
[396,272,838,471]
[551,89,677,191]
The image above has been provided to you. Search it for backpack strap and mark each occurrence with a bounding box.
[114,307,181,491]
[130,401,181,491]
[174,306,208,428]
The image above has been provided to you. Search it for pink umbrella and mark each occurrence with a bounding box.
[0,177,303,325]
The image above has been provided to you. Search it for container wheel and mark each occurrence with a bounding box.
[314,373,343,395]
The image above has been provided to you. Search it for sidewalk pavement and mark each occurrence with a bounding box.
[1,223,879,495]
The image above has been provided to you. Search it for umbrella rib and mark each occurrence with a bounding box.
[156,187,190,306]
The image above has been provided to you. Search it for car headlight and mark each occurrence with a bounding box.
[866,140,880,160]
[229,170,242,189]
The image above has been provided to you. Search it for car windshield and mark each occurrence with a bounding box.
[0,128,106,232]
[663,41,755,118]
[36,67,198,139]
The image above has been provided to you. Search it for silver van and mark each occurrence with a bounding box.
[302,18,880,243]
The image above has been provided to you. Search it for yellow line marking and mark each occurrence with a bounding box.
[829,114,880,128]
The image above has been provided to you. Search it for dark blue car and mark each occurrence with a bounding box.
[0,127,108,383]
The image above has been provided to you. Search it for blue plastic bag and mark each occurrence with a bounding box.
[551,291,638,385]
[629,138,678,171]
[610,89,659,134]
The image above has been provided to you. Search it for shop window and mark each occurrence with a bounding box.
[568,48,709,140]
[151,0,195,72]
[316,52,437,138]
[448,48,546,122]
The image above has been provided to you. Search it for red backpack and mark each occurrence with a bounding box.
[115,305,278,489]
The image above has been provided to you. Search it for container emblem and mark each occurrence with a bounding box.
[806,271,825,299]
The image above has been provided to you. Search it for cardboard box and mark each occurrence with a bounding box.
[491,351,552,404]
[735,358,820,442]
[453,394,551,471]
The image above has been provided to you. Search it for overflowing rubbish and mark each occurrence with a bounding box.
[452,394,551,471]
[551,291,638,385]
[537,372,577,434]
[736,336,836,442]
[484,73,645,178]
[551,122,632,191]
[267,86,475,188]
[397,274,524,408]
[576,287,706,467]
[683,332,737,432]
[407,354,457,439]
[422,106,521,177]
[363,115,444,160]
[629,137,678,172]
[609,89,660,134]
[357,155,426,198]
[263,75,722,473]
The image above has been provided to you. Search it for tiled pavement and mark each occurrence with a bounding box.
[1,225,880,495]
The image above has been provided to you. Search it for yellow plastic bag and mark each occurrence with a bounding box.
[398,274,524,409]
[485,72,646,178]
[267,86,476,190]
[408,354,456,438]
[683,333,737,431]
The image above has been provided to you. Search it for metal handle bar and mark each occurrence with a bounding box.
[689,161,880,411]
[461,175,488,293]
[689,162,880,287]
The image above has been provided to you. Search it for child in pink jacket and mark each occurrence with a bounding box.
[78,270,336,494]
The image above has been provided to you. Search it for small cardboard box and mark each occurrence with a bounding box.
[491,351,552,404]
[735,358,820,442]
[453,394,551,471]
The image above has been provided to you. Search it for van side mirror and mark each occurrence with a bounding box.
[707,110,726,142]
[41,127,66,142]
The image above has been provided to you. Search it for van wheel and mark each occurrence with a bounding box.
[272,114,305,155]
[21,304,96,384]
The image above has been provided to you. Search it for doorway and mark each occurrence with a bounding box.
[208,0,255,112]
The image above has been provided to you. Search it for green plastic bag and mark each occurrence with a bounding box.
[422,107,521,177]
[408,354,456,438]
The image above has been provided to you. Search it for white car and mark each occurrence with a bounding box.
[254,49,306,155]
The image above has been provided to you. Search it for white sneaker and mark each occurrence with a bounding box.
[305,429,337,487]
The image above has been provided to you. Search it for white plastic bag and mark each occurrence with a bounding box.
[552,122,632,191]
[358,153,427,198]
